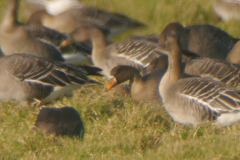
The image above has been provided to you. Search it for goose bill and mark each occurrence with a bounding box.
[106,78,117,91]
[61,39,68,47]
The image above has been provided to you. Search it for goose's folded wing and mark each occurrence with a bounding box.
[5,54,92,86]
[110,39,168,67]
[24,24,68,47]
[178,78,240,113]
[185,58,240,87]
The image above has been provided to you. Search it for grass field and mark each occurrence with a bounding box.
[1,0,240,159]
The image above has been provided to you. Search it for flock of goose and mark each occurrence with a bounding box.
[1,0,240,138]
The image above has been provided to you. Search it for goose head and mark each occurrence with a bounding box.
[106,65,141,91]
[159,22,188,50]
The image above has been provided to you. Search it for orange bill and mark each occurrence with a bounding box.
[106,78,117,91]
[61,39,68,47]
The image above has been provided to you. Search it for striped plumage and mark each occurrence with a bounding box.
[159,34,240,126]
[184,57,240,88]
[0,53,101,105]
[70,25,167,78]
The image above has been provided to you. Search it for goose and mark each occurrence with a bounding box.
[34,106,84,138]
[159,34,240,126]
[158,22,239,60]
[67,25,169,79]
[213,0,240,21]
[106,65,165,104]
[26,3,147,40]
[0,0,67,61]
[0,53,101,105]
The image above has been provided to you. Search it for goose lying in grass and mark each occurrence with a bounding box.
[158,22,239,60]
[34,106,84,139]
[0,53,102,105]
[159,34,240,126]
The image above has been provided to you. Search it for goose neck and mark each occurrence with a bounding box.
[91,29,108,59]
[2,0,19,27]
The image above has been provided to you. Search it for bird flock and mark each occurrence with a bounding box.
[1,0,240,139]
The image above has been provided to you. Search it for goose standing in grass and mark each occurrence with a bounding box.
[26,2,147,40]
[68,25,168,79]
[158,22,239,59]
[0,53,101,105]
[34,106,84,139]
[106,65,165,104]
[213,0,240,21]
[159,34,240,126]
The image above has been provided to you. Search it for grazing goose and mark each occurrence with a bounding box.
[67,25,169,79]
[0,53,101,105]
[27,3,147,40]
[159,34,240,126]
[106,65,165,104]
[0,0,65,61]
[34,106,84,138]
[158,22,239,59]
[213,0,240,21]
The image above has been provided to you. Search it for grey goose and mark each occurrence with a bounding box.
[0,0,69,62]
[106,65,165,104]
[34,106,84,139]
[68,25,169,79]
[159,34,240,126]
[158,22,239,60]
[213,0,240,21]
[26,2,147,40]
[0,53,101,105]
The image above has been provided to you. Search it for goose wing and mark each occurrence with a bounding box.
[185,58,240,87]
[109,39,168,68]
[176,77,240,114]
[24,24,68,47]
[4,53,96,86]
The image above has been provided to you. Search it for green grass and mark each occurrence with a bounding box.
[1,0,240,159]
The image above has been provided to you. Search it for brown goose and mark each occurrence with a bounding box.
[34,106,84,139]
[106,65,165,104]
[0,0,68,61]
[68,25,168,79]
[0,53,101,105]
[159,34,240,126]
[213,0,240,21]
[158,22,239,60]
[27,4,147,40]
